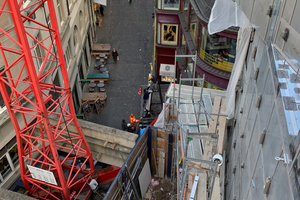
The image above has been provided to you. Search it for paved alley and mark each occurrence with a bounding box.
[85,0,155,130]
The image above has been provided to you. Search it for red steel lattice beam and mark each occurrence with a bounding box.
[0,0,96,199]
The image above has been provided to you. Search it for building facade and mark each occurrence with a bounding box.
[224,0,300,199]
[155,0,237,89]
[0,0,95,189]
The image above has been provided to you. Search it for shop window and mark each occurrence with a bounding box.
[161,24,178,45]
[200,27,237,72]
[162,0,180,10]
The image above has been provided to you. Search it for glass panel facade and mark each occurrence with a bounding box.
[200,27,236,72]
[161,24,178,45]
[0,155,12,180]
[162,0,180,10]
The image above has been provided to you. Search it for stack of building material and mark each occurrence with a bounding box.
[150,129,175,178]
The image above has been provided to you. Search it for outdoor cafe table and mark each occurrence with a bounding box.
[82,92,107,105]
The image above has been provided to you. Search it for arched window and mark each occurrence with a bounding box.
[79,11,83,31]
[84,0,88,19]
[73,25,78,47]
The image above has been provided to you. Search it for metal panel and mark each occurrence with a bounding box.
[262,106,281,178]
[258,72,274,130]
[251,0,273,39]
[267,158,292,199]
[250,153,264,200]
[247,115,260,174]
[238,0,255,21]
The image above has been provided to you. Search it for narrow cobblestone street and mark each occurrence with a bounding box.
[85,0,155,129]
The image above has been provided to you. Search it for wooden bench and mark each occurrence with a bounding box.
[87,74,109,84]
[92,44,111,58]
[76,114,85,119]
[80,79,91,83]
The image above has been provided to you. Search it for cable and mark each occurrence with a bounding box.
[94,190,104,198]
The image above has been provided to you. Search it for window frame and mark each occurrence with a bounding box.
[161,24,178,45]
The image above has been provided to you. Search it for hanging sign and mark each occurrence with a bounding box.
[27,165,58,185]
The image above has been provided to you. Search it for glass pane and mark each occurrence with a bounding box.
[9,145,19,168]
[161,24,178,45]
[199,27,236,72]
[0,155,12,179]
[182,33,186,46]
[162,0,180,10]
[190,23,196,43]
[184,0,188,10]
[157,23,161,44]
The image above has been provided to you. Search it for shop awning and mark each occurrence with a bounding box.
[93,0,107,6]
[159,64,175,77]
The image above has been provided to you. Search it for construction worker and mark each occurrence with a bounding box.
[130,114,139,131]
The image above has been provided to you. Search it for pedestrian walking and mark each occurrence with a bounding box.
[112,48,119,63]
[99,5,104,17]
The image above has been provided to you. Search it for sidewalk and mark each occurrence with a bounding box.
[84,0,155,130]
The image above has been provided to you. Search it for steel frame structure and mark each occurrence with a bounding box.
[163,52,222,200]
[0,0,96,199]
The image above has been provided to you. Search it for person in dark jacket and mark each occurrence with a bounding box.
[121,119,127,131]
[99,5,104,17]
[112,48,119,63]
[143,87,151,106]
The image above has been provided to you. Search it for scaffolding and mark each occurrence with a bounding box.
[163,52,224,200]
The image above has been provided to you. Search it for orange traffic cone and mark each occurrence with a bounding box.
[138,87,141,95]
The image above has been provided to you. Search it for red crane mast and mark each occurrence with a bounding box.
[0,0,100,199]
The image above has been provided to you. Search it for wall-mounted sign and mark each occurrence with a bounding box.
[27,165,58,185]
[160,64,175,82]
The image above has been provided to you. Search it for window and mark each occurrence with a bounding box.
[79,11,83,31]
[184,0,188,10]
[190,23,196,43]
[161,24,178,45]
[8,145,18,168]
[73,26,78,47]
[162,0,180,10]
[199,27,237,72]
[0,155,12,180]
[64,40,72,66]
[157,23,161,44]
[57,0,64,24]
[33,33,43,70]
[182,33,186,46]
[0,137,18,181]
[84,0,88,20]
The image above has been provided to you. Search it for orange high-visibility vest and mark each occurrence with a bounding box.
[130,116,139,129]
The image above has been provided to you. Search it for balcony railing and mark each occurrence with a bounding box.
[200,49,233,72]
